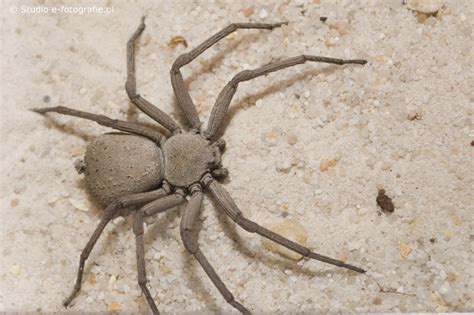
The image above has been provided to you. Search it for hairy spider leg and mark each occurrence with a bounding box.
[125,17,181,133]
[203,175,366,274]
[206,55,367,139]
[63,188,169,307]
[180,184,251,314]
[133,191,186,314]
[170,22,288,130]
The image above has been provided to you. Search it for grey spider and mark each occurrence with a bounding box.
[33,17,367,315]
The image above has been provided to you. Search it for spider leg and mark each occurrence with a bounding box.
[180,184,250,314]
[125,17,181,133]
[31,106,165,144]
[202,175,366,274]
[133,191,186,314]
[205,55,367,139]
[170,22,287,130]
[63,187,168,308]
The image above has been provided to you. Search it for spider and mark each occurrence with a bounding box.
[33,17,367,315]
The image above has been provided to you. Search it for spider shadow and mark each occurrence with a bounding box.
[72,182,182,282]
[34,108,170,141]
[168,31,284,129]
[213,65,341,140]
[184,32,265,86]
[176,193,352,311]
[37,117,95,142]
[207,195,339,279]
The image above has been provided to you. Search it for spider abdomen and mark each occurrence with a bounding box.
[84,133,164,206]
[162,133,221,187]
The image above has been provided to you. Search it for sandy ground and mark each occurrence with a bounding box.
[1,0,473,314]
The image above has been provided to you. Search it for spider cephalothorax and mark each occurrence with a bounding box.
[162,132,224,187]
[33,17,367,315]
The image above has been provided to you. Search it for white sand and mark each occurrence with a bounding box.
[1,0,473,313]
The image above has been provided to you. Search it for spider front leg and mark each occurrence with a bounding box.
[32,106,165,144]
[170,22,287,130]
[64,188,168,308]
[203,175,366,274]
[125,17,181,133]
[133,192,186,314]
[205,55,367,139]
[180,184,251,314]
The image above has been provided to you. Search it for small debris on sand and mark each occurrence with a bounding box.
[376,189,395,213]
[168,36,188,48]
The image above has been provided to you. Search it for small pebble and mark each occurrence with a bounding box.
[259,8,268,19]
[372,297,382,305]
[320,159,336,172]
[438,281,452,295]
[108,275,117,289]
[261,220,308,260]
[406,0,443,14]
[10,198,19,208]
[141,34,152,46]
[69,198,89,211]
[443,229,453,240]
[286,132,298,145]
[242,7,254,17]
[159,260,172,274]
[276,160,292,173]
[338,247,350,262]
[262,129,279,146]
[43,95,50,103]
[10,264,21,275]
[88,273,97,284]
[79,87,87,95]
[168,36,188,48]
[47,195,59,205]
[400,242,411,258]
[381,161,392,171]
[324,37,339,47]
[446,272,458,282]
[407,111,422,121]
[107,301,121,311]
[113,216,125,225]
[328,21,350,36]
[431,292,448,307]
[376,189,394,213]
[67,145,85,157]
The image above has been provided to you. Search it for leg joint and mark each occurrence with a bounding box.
[79,252,88,261]
[133,211,145,235]
[104,201,120,219]
[200,173,214,187]
[228,23,238,32]
[171,53,190,72]
[181,230,199,254]
[235,215,258,233]
[125,81,138,99]
[232,69,253,83]
[126,40,135,49]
